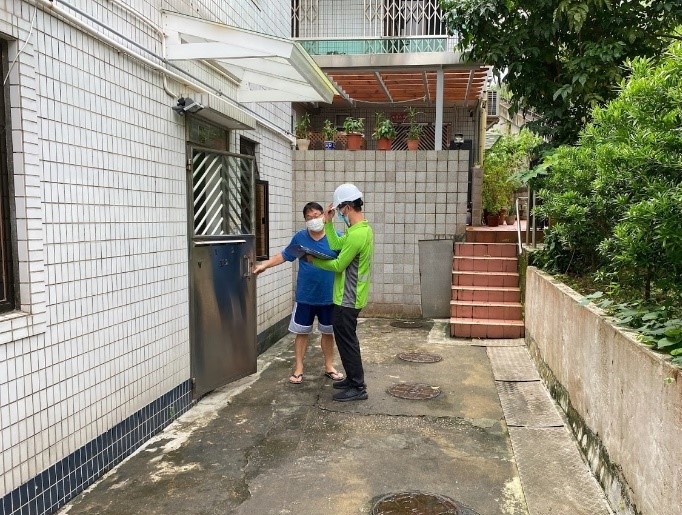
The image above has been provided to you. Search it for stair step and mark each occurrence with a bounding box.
[450,300,523,320]
[450,317,525,339]
[455,242,517,257]
[451,286,521,303]
[453,256,518,273]
[465,229,519,244]
[452,271,519,287]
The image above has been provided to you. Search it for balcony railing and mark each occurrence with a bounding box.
[292,0,457,55]
[297,36,456,56]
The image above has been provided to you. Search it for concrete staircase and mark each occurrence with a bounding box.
[450,228,525,338]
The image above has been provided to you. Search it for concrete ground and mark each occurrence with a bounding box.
[60,319,612,515]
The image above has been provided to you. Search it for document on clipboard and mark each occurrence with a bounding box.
[289,244,335,260]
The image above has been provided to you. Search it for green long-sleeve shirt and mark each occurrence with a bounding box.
[312,219,373,309]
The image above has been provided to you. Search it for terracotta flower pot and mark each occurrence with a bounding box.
[407,139,419,150]
[376,137,392,150]
[346,133,363,150]
[486,213,500,227]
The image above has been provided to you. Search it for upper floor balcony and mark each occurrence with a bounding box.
[292,0,458,57]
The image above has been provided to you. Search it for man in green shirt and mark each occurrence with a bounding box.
[308,184,374,402]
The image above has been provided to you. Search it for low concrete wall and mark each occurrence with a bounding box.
[525,267,682,515]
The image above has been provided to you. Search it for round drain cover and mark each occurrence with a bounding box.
[387,383,441,400]
[372,492,481,514]
[390,320,424,329]
[397,352,443,363]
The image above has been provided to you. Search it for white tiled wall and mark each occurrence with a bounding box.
[293,150,469,317]
[0,0,296,500]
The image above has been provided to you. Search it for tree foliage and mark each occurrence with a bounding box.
[482,129,542,213]
[440,0,682,143]
[534,39,682,300]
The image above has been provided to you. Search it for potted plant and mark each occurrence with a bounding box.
[294,112,311,150]
[506,203,517,225]
[321,119,337,150]
[482,168,508,227]
[371,112,397,150]
[405,107,422,150]
[343,116,365,150]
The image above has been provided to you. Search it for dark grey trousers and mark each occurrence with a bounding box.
[332,305,365,388]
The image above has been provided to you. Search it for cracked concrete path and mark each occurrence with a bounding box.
[59,319,608,515]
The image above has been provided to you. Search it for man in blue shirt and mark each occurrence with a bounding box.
[253,202,343,384]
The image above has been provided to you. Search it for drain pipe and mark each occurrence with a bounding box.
[30,0,296,143]
[106,0,176,98]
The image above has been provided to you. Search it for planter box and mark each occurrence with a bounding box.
[524,267,682,515]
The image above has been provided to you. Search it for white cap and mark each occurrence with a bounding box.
[332,183,363,209]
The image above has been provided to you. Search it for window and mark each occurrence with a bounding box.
[0,39,15,312]
[240,137,269,260]
[255,180,269,260]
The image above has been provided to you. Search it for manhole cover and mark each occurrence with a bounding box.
[387,383,441,400]
[397,352,443,363]
[390,320,424,329]
[372,492,481,514]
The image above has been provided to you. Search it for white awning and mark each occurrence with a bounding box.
[162,12,338,104]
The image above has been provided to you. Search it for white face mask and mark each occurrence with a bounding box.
[306,216,325,232]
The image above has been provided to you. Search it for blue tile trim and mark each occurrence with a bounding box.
[0,380,193,515]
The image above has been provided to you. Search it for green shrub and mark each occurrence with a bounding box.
[537,38,682,364]
[482,129,542,213]
[536,39,682,298]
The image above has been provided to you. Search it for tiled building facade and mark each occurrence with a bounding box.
[0,1,300,513]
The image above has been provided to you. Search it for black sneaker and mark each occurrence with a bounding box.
[333,378,352,389]
[332,387,368,402]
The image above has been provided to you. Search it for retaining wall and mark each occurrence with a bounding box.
[524,267,682,515]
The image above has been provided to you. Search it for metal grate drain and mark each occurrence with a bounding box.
[397,352,443,363]
[372,492,481,514]
[390,320,424,329]
[387,383,441,400]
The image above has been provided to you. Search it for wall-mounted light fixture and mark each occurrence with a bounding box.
[171,96,204,115]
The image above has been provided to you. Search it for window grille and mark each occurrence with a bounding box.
[487,90,498,116]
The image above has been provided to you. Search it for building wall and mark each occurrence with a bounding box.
[0,0,295,513]
[293,149,470,317]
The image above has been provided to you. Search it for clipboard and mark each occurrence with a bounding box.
[289,244,335,260]
[301,246,335,260]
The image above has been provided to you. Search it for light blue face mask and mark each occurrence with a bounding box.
[337,206,350,226]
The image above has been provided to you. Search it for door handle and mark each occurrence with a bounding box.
[243,255,252,277]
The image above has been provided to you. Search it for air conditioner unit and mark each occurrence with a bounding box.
[487,90,498,116]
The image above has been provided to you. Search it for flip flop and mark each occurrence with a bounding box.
[289,373,303,384]
[324,370,344,381]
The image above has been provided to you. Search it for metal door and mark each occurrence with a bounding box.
[188,146,257,398]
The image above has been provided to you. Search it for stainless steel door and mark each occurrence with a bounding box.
[188,146,257,398]
[190,236,256,397]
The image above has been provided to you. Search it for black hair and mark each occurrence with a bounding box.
[347,198,363,211]
[338,198,363,211]
[302,201,324,217]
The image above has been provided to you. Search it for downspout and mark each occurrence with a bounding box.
[478,96,487,164]
[106,0,177,98]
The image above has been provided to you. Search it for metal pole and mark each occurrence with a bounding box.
[435,68,444,150]
[532,191,536,248]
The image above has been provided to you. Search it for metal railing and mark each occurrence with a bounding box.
[515,192,541,255]
[292,0,458,54]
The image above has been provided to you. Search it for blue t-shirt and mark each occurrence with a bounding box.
[281,229,337,305]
